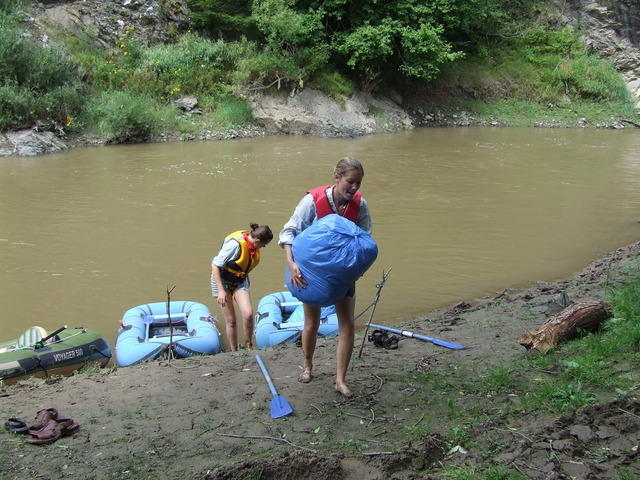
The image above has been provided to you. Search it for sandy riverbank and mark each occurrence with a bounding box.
[1,241,640,479]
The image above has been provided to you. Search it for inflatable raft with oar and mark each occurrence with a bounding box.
[115,301,222,367]
[0,325,112,384]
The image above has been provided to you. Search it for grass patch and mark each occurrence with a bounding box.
[75,361,104,376]
[420,24,640,127]
[470,98,638,127]
[441,465,528,480]
[391,261,640,468]
[310,69,355,103]
[83,91,167,143]
[207,95,254,129]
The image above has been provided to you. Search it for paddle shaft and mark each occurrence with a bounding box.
[255,354,279,398]
[368,323,466,350]
[35,325,67,348]
[357,269,391,359]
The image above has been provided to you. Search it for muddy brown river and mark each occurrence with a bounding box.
[1,127,639,348]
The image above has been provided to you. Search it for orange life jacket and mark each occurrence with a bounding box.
[221,230,260,281]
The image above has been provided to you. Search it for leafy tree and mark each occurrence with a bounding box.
[187,0,546,90]
[297,1,472,85]
[186,0,260,40]
[241,0,329,86]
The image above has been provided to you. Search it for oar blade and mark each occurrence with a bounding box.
[428,337,466,350]
[368,323,466,350]
[269,395,294,418]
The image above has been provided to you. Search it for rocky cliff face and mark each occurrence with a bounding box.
[248,89,414,138]
[33,0,190,48]
[557,0,640,107]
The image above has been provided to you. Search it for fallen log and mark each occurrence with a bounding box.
[620,118,640,128]
[519,301,612,353]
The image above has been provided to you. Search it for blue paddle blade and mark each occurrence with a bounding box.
[256,354,294,418]
[368,323,466,350]
[418,335,466,350]
[270,395,293,418]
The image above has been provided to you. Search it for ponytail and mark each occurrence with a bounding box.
[249,223,273,244]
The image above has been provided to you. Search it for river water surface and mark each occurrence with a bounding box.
[2,127,640,348]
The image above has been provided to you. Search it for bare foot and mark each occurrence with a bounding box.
[298,368,312,383]
[335,382,353,398]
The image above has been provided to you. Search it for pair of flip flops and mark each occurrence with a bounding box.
[4,408,79,445]
[368,329,399,349]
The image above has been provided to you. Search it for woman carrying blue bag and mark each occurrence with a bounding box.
[279,157,374,398]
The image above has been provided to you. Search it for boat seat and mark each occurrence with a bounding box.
[17,326,48,348]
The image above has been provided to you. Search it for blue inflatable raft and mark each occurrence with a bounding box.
[115,301,222,367]
[255,291,339,349]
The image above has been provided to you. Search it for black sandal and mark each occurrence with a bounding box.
[368,330,388,348]
[4,418,29,434]
[383,335,399,350]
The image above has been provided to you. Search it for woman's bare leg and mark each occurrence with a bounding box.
[334,296,355,398]
[299,304,321,383]
[234,289,254,349]
[220,300,238,352]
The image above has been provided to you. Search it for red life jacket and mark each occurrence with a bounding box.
[308,185,361,222]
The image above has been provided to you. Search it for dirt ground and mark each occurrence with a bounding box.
[1,243,640,479]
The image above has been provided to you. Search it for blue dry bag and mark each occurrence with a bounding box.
[285,214,378,306]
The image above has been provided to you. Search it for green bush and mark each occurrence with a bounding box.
[0,7,85,130]
[0,84,31,130]
[0,19,80,94]
[0,83,85,131]
[310,69,355,99]
[235,49,298,85]
[608,262,640,352]
[553,54,631,102]
[209,95,254,128]
[83,33,253,100]
[187,0,260,40]
[134,35,236,97]
[84,91,163,143]
[517,26,581,59]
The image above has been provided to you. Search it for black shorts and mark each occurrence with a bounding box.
[345,282,355,298]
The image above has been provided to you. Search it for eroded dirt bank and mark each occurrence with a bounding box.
[1,242,640,479]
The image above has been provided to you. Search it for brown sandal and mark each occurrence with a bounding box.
[26,418,79,445]
[26,419,63,445]
[27,408,58,431]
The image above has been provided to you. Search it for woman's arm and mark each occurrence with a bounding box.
[211,240,240,305]
[280,194,316,288]
[211,264,229,306]
[278,194,316,246]
[283,244,307,288]
[357,197,372,234]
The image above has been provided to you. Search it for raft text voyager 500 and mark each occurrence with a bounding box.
[0,326,112,384]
